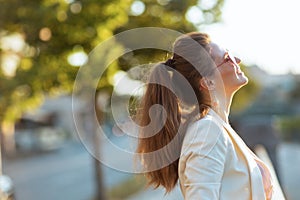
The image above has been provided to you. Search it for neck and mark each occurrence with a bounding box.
[211,91,234,124]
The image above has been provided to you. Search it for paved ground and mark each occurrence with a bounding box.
[126,142,300,200]
[278,142,300,200]
[2,140,131,200]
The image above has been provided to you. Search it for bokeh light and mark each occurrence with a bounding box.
[39,27,52,41]
[68,51,88,66]
[130,1,145,16]
[185,6,204,25]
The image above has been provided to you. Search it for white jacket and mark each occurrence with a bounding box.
[178,109,270,200]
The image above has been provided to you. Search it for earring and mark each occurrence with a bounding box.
[211,91,219,109]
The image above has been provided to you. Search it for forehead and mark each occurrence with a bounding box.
[209,42,226,60]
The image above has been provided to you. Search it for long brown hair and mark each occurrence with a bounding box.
[136,32,214,192]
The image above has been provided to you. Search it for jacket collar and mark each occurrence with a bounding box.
[208,109,266,200]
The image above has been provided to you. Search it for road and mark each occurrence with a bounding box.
[2,138,132,200]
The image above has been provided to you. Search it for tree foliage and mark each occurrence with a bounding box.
[0,0,129,122]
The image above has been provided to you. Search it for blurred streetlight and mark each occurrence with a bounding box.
[0,175,14,200]
[0,144,14,200]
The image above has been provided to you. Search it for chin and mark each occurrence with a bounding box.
[232,75,248,92]
[241,76,249,86]
[237,73,249,86]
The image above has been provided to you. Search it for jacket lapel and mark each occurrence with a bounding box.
[209,109,266,200]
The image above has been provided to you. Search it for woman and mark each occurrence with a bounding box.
[136,32,273,199]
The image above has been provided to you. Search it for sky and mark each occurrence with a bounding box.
[200,0,300,74]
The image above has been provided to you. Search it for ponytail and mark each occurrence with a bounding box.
[136,62,182,192]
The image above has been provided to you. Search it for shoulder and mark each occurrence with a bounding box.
[183,114,228,145]
[186,115,224,135]
[181,114,229,158]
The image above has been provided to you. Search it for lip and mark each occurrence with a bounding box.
[236,67,243,74]
[237,70,244,75]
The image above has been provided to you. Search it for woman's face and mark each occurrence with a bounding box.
[209,42,248,93]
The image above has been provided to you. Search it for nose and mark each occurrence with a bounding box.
[235,57,241,64]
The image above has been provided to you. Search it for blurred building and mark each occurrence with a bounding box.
[14,95,86,152]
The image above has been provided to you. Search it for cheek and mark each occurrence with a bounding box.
[218,67,243,89]
[219,67,234,81]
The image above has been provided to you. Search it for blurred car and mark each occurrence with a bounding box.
[15,118,68,152]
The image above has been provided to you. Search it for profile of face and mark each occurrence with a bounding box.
[209,42,249,94]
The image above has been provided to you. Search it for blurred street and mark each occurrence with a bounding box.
[2,139,132,200]
[279,142,300,200]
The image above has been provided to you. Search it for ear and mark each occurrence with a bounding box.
[199,77,215,91]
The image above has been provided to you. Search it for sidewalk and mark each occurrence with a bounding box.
[278,142,300,200]
[127,184,183,200]
[126,142,300,200]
